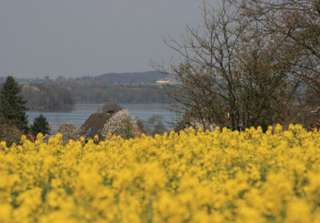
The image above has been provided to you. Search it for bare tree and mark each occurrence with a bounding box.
[167,1,246,130]
[167,0,297,130]
[240,0,320,98]
[237,0,320,127]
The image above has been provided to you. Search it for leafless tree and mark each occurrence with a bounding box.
[167,0,297,130]
[240,0,320,99]
[236,0,320,127]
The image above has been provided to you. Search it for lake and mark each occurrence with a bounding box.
[27,104,176,132]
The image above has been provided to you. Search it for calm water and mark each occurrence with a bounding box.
[27,104,176,132]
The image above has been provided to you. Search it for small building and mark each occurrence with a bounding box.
[79,102,123,138]
[79,113,112,138]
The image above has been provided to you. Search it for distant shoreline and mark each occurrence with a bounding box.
[27,102,173,113]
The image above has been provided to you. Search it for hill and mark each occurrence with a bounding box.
[77,71,174,85]
[2,71,176,111]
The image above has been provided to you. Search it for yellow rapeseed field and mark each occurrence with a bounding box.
[1,124,320,223]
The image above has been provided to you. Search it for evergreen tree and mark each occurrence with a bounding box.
[31,115,50,136]
[0,76,29,132]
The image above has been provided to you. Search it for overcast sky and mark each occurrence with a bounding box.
[0,0,202,78]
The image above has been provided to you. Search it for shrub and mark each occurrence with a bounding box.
[31,114,50,136]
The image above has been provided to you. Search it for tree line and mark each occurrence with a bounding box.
[19,80,174,112]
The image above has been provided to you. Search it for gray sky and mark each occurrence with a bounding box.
[0,0,201,78]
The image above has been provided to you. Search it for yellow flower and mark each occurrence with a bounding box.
[285,199,311,223]
[0,204,12,223]
[0,124,319,222]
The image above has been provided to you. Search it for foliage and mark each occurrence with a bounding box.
[0,76,29,132]
[56,71,174,104]
[22,83,74,112]
[0,120,22,145]
[145,115,167,135]
[102,110,140,139]
[0,125,320,222]
[30,115,50,136]
[21,81,174,110]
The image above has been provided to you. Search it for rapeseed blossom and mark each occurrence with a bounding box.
[0,124,320,222]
